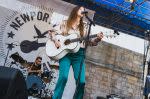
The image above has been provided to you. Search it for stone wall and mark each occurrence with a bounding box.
[84,41,144,99]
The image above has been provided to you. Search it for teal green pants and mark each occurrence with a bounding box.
[52,48,85,99]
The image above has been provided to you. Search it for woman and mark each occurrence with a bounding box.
[50,6,103,99]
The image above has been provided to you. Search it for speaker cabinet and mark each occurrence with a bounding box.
[0,66,28,99]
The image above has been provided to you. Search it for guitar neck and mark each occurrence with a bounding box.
[70,34,116,43]
[71,34,97,43]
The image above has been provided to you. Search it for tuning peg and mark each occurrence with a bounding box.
[114,30,120,35]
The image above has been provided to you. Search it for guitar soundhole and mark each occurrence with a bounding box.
[64,39,71,45]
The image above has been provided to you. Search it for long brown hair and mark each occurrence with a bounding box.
[63,6,84,37]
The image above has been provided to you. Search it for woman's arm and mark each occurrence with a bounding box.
[87,32,103,46]
[48,30,57,42]
[48,30,61,48]
[48,20,66,41]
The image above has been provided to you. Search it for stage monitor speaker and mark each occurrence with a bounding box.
[0,66,28,99]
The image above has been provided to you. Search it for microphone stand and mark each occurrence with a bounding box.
[85,13,95,50]
[73,13,95,99]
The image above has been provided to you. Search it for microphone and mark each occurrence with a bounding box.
[81,11,88,14]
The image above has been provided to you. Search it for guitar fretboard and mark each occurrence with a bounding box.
[70,34,97,43]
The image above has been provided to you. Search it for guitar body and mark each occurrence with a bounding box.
[46,32,115,60]
[46,33,80,60]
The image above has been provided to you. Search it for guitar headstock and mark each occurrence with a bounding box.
[98,31,119,39]
[104,34,117,38]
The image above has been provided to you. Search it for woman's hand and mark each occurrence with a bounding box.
[53,40,61,49]
[48,30,61,48]
[48,30,55,37]
[95,32,103,43]
[97,32,103,41]
[88,32,103,46]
